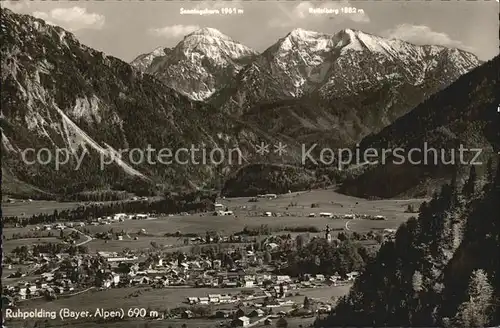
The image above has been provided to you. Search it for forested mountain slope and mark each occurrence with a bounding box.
[340,55,500,198]
[0,9,258,196]
[319,160,500,327]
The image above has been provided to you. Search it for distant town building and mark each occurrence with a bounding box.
[233,316,250,327]
[249,309,265,317]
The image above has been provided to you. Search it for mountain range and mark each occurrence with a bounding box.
[1,7,494,199]
[133,27,481,148]
[133,27,479,105]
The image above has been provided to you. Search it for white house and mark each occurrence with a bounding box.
[208,294,221,303]
[111,274,120,285]
[234,316,250,327]
[107,256,138,262]
[266,243,279,250]
[276,275,291,283]
[257,194,277,199]
[216,210,234,216]
[219,295,232,303]
[114,213,127,220]
[347,271,359,281]
[315,274,325,282]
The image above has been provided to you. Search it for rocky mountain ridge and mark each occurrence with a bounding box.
[136,26,481,155]
[134,27,479,111]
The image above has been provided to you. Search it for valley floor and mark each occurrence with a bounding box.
[3,188,426,328]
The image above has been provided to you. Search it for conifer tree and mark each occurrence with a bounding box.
[485,158,494,182]
[463,166,477,196]
[495,158,500,187]
[454,269,493,327]
[303,296,311,310]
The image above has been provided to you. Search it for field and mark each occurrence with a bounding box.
[3,227,86,254]
[7,318,227,328]
[3,237,61,253]
[19,284,351,312]
[2,200,83,217]
[20,286,249,311]
[3,226,82,239]
[3,189,424,254]
[4,189,423,327]
[11,285,349,328]
[290,284,351,302]
[85,236,183,252]
[83,189,421,235]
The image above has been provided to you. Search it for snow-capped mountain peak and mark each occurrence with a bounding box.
[131,27,257,101]
[333,28,392,53]
[185,27,230,40]
[333,29,479,75]
[271,28,337,58]
[214,27,480,113]
[131,46,170,71]
[177,27,256,61]
[131,25,479,102]
[288,28,322,39]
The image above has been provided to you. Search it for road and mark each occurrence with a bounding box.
[68,228,93,246]
[345,219,352,231]
[46,229,92,275]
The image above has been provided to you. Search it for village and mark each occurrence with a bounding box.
[2,190,412,327]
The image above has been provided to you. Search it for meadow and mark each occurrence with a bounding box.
[81,189,421,236]
[3,189,423,254]
[12,285,350,328]
[2,200,83,217]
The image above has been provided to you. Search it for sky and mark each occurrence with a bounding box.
[2,0,499,62]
